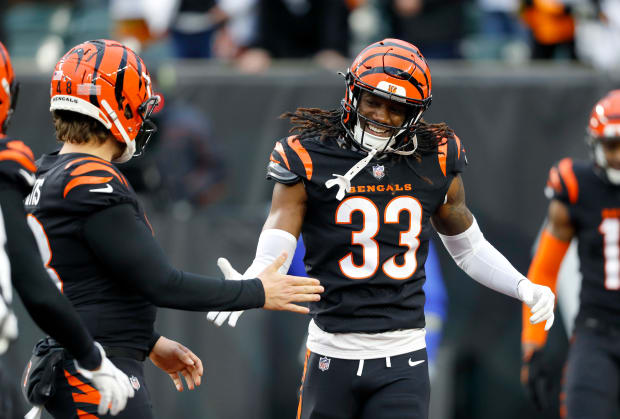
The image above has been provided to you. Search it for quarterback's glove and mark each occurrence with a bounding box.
[518,279,555,331]
[206,258,245,327]
[74,342,135,416]
[523,348,553,410]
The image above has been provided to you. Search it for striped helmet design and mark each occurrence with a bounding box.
[0,42,18,134]
[341,39,432,155]
[587,90,620,184]
[50,39,160,163]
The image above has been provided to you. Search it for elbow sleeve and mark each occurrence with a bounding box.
[438,218,524,299]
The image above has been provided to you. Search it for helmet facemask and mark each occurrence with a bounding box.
[1,80,18,134]
[587,134,620,185]
[133,95,160,158]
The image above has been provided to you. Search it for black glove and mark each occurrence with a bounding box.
[524,348,554,411]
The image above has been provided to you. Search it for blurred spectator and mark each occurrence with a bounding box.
[169,0,227,58]
[476,0,530,60]
[235,0,352,73]
[212,0,259,60]
[575,0,620,70]
[520,0,576,59]
[379,0,470,59]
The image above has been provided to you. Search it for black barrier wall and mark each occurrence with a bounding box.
[3,62,618,419]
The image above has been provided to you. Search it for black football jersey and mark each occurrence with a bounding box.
[25,151,156,351]
[547,158,620,326]
[267,135,467,333]
[0,136,36,195]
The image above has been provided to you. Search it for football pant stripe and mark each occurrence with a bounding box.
[287,136,313,180]
[296,349,311,419]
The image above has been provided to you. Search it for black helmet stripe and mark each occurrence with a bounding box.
[114,46,128,111]
[87,40,107,107]
[130,49,143,90]
[357,66,425,98]
[379,41,427,63]
[356,52,429,89]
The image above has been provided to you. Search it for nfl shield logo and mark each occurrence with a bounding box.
[318,356,331,372]
[129,375,141,391]
[372,165,385,180]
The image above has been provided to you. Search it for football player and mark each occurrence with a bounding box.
[522,90,620,418]
[0,41,135,417]
[25,39,322,419]
[207,38,555,418]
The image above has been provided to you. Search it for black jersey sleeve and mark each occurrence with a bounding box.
[266,136,313,184]
[544,158,577,205]
[59,157,138,213]
[0,138,36,197]
[82,204,265,311]
[0,180,101,370]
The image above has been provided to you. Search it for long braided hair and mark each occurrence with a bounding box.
[280,107,454,160]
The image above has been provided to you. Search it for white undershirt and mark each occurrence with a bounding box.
[306,319,426,360]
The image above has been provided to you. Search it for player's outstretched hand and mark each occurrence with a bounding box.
[518,279,555,331]
[149,336,203,392]
[206,258,245,327]
[521,343,552,410]
[259,253,323,313]
[75,342,135,416]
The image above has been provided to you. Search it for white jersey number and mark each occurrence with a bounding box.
[599,217,620,290]
[26,214,62,291]
[335,196,423,280]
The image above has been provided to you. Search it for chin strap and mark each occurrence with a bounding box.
[325,148,377,201]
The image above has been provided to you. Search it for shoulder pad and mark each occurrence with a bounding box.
[437,134,467,177]
[546,158,578,204]
[60,156,136,209]
[0,138,36,196]
[267,136,314,181]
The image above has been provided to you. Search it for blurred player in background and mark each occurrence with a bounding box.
[24,39,322,419]
[0,41,136,418]
[208,38,555,419]
[522,89,620,418]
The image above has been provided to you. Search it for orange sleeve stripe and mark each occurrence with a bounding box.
[65,156,109,170]
[7,140,35,160]
[0,149,36,172]
[70,162,125,185]
[274,142,291,170]
[522,229,570,346]
[64,176,112,198]
[76,410,100,418]
[287,136,313,180]
[63,370,101,406]
[437,138,448,177]
[454,135,462,160]
[558,158,578,204]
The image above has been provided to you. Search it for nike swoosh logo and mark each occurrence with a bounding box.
[90,184,113,193]
[408,359,425,367]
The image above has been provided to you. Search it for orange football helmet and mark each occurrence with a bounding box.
[341,38,432,155]
[0,41,19,135]
[50,39,160,163]
[587,90,620,184]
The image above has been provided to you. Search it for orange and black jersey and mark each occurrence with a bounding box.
[267,135,466,333]
[26,151,266,354]
[546,158,620,326]
[26,151,156,352]
[0,136,36,196]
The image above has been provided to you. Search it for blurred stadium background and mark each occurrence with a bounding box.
[2,0,619,418]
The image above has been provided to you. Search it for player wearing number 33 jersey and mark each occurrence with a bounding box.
[207,39,556,419]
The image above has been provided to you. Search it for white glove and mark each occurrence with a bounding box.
[206,258,245,327]
[518,279,555,331]
[75,342,135,416]
[0,310,17,355]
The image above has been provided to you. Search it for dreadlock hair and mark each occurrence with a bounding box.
[280,107,454,160]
